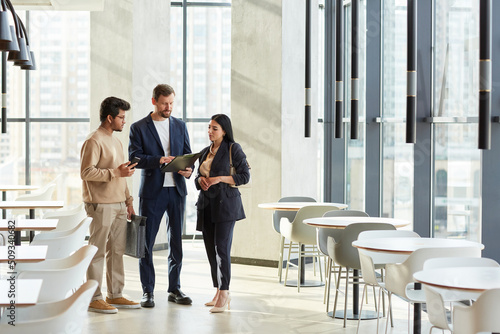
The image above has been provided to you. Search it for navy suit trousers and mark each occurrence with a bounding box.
[139,187,185,293]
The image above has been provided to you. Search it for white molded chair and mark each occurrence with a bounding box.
[15,245,97,303]
[0,280,98,333]
[453,288,500,334]
[318,210,369,313]
[12,183,57,218]
[273,196,316,282]
[41,203,87,233]
[280,205,341,292]
[30,217,92,259]
[355,229,420,333]
[328,222,396,328]
[424,285,453,334]
[384,247,481,333]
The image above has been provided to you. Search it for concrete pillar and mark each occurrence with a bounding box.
[231,0,319,263]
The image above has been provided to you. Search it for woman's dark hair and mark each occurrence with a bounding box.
[100,96,130,122]
[211,114,234,143]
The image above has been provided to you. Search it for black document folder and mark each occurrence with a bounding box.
[160,152,202,173]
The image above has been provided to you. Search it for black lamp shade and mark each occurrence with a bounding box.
[0,26,19,51]
[0,11,12,42]
[8,36,29,62]
[20,50,35,70]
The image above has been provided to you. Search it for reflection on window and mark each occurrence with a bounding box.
[381,0,413,223]
[433,1,480,241]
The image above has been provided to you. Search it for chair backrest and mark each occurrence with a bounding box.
[17,245,97,302]
[272,196,316,234]
[317,210,369,256]
[0,280,98,331]
[358,249,382,286]
[40,203,87,233]
[14,183,56,202]
[30,217,92,259]
[453,288,500,334]
[424,285,453,331]
[279,205,342,245]
[385,246,481,299]
[330,222,396,269]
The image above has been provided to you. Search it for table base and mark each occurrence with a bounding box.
[284,280,325,288]
[328,309,380,320]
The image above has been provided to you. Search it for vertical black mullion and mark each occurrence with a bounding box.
[478,0,491,149]
[365,0,382,217]
[334,0,344,138]
[182,0,187,121]
[324,0,335,202]
[350,0,358,139]
[414,0,432,238]
[406,0,417,143]
[482,0,500,263]
[305,0,311,137]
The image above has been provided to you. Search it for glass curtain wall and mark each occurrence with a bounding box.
[171,1,231,235]
[0,11,90,207]
[381,0,413,223]
[432,0,480,240]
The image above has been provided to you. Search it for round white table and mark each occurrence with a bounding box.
[258,202,348,211]
[304,216,410,229]
[414,267,500,293]
[352,237,484,334]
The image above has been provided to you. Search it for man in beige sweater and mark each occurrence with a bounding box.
[81,96,140,313]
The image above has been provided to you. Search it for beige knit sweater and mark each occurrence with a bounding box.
[80,126,133,206]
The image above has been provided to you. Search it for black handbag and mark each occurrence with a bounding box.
[125,214,147,258]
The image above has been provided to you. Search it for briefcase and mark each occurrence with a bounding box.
[125,214,147,258]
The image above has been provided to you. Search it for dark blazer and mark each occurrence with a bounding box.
[195,140,250,230]
[129,112,192,198]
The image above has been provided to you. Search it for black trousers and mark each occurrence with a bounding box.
[202,205,236,290]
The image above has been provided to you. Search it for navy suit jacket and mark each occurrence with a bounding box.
[129,112,192,199]
[195,140,250,229]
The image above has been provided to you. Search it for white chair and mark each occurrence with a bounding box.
[453,288,500,334]
[41,203,87,233]
[30,217,92,259]
[0,280,98,333]
[355,229,420,333]
[280,205,341,292]
[11,183,57,218]
[424,285,453,334]
[15,245,97,303]
[384,247,481,334]
[328,222,396,328]
[272,196,316,282]
[318,210,368,313]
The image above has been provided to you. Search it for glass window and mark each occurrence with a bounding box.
[432,0,480,241]
[381,0,413,223]
[0,124,27,198]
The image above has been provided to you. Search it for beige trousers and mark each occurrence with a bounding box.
[85,202,127,301]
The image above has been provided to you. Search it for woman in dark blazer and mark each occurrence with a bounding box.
[195,114,250,313]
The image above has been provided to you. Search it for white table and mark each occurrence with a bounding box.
[0,279,43,306]
[353,237,484,334]
[258,202,348,211]
[0,245,48,263]
[0,219,59,232]
[414,267,500,293]
[304,216,410,229]
[0,185,39,219]
[0,201,64,244]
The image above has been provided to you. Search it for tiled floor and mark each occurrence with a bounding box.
[84,240,431,334]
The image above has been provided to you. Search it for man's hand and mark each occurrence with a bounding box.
[117,162,137,177]
[160,156,175,164]
[127,205,135,220]
[179,167,192,178]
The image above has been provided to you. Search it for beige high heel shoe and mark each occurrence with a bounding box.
[209,293,230,313]
[205,290,220,306]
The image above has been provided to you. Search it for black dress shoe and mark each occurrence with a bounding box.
[168,289,192,305]
[141,292,155,308]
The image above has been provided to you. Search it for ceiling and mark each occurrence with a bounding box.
[10,0,104,11]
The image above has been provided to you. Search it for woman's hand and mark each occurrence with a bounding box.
[198,176,221,191]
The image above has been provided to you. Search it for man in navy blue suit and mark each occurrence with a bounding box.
[129,84,193,307]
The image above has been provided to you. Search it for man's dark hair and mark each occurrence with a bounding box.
[100,96,131,122]
[153,84,175,101]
